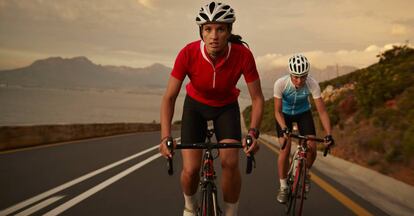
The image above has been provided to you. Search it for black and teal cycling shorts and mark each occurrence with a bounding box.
[180,95,242,144]
[275,110,316,137]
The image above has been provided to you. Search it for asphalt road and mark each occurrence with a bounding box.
[0,131,388,216]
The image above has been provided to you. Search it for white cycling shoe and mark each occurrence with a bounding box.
[183,207,197,216]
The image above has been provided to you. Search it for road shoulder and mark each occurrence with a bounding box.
[260,134,414,216]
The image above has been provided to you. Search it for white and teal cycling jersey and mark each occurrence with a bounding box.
[273,75,321,115]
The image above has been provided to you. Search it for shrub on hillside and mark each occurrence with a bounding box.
[402,125,414,158]
[377,44,414,64]
[355,46,414,116]
[372,108,399,129]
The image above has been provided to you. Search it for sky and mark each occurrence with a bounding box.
[0,0,413,71]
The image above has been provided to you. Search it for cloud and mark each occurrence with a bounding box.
[0,1,140,23]
[391,24,409,36]
[0,0,6,8]
[137,0,156,10]
[256,43,412,71]
[0,48,51,70]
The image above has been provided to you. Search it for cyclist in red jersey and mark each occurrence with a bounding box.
[159,2,264,216]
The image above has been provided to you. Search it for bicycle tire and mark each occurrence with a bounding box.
[200,182,218,216]
[285,159,294,214]
[211,185,220,216]
[199,184,207,216]
[286,160,302,216]
[297,164,307,216]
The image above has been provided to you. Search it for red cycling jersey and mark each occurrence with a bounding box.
[171,40,259,107]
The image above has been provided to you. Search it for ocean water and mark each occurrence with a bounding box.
[0,86,251,126]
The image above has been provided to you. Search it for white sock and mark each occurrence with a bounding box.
[280,178,288,189]
[183,193,197,211]
[224,201,239,216]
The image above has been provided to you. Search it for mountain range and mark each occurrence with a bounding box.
[0,56,171,90]
[0,56,357,91]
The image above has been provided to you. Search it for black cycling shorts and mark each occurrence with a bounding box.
[275,110,316,137]
[180,95,242,144]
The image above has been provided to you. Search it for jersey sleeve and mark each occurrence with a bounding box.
[307,77,321,99]
[242,49,260,83]
[273,77,286,98]
[170,47,188,81]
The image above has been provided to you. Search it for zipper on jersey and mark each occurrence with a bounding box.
[205,59,216,88]
[200,41,231,89]
[213,68,216,88]
[292,91,297,115]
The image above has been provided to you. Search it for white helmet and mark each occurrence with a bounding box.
[288,54,310,76]
[196,1,236,26]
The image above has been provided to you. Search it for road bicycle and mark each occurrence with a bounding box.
[281,133,331,216]
[165,129,255,216]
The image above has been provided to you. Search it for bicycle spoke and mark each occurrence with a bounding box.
[297,164,307,216]
[289,161,303,216]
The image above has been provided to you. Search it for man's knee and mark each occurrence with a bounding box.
[221,151,239,170]
[307,141,317,156]
[182,166,200,179]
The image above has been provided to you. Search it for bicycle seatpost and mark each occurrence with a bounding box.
[166,137,174,176]
[206,129,214,142]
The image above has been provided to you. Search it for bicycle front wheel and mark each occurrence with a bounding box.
[286,160,304,216]
[296,163,307,216]
[200,182,220,216]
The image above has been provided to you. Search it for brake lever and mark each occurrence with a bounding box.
[166,137,174,175]
[246,135,255,174]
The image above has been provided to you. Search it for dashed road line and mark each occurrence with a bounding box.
[14,196,65,216]
[0,145,158,216]
[44,153,161,216]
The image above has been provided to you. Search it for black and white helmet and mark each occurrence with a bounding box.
[196,1,236,26]
[288,54,310,76]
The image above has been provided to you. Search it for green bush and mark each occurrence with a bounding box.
[363,135,385,152]
[372,108,400,129]
[402,124,414,158]
[385,146,403,163]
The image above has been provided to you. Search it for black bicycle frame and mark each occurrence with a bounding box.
[165,129,255,216]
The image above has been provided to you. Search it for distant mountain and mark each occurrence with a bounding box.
[0,56,357,94]
[0,56,171,90]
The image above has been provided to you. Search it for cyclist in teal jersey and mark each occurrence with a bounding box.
[274,54,335,203]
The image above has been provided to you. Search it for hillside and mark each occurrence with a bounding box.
[243,45,414,185]
[0,56,171,90]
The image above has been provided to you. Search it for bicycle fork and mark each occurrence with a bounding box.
[199,151,221,216]
[289,146,307,198]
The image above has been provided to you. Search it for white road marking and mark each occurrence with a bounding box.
[44,153,162,216]
[14,196,65,216]
[0,145,159,216]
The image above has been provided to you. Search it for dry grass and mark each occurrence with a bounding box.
[323,117,414,186]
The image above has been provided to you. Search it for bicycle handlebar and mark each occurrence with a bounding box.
[166,136,255,175]
[175,142,243,149]
[281,133,331,157]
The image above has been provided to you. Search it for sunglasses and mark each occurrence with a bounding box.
[291,75,308,80]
